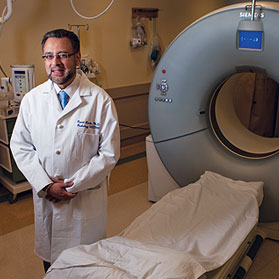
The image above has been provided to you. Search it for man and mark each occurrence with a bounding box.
[10,29,120,272]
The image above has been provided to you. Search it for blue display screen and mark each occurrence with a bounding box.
[239,31,263,50]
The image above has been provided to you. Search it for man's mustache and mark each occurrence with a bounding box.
[50,67,65,72]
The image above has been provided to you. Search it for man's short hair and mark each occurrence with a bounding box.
[41,29,80,53]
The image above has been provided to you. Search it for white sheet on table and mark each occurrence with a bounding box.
[45,171,263,279]
[45,236,206,279]
[122,171,263,272]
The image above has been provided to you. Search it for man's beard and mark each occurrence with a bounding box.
[48,68,76,86]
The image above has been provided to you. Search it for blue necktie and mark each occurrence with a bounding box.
[58,90,69,110]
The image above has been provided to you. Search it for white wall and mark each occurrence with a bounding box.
[0,0,226,89]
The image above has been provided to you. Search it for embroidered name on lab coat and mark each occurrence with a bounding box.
[77,120,100,129]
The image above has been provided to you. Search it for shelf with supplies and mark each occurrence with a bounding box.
[0,114,31,203]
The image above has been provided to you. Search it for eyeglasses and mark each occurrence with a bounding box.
[42,52,77,61]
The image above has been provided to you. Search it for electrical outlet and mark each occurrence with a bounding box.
[0,77,9,93]
[0,85,7,93]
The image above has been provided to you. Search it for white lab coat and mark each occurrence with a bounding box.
[10,70,120,263]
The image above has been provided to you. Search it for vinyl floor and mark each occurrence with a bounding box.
[0,141,278,278]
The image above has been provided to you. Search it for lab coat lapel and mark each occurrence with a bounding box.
[62,91,82,115]
[42,82,62,113]
[62,73,92,115]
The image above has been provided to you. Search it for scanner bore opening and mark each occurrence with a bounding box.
[209,72,279,159]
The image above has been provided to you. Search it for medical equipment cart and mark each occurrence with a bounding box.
[0,114,31,202]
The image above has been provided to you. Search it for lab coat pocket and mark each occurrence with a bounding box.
[72,185,105,221]
[76,132,100,162]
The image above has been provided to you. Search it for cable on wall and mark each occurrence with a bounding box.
[70,0,115,20]
[0,64,8,77]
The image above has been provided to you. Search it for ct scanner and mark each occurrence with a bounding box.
[41,3,279,278]
[148,1,279,223]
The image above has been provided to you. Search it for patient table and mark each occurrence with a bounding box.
[45,171,266,279]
